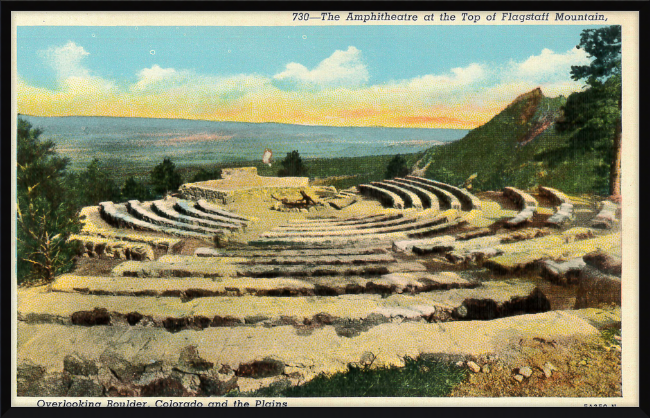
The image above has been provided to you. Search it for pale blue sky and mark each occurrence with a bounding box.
[18,25,597,89]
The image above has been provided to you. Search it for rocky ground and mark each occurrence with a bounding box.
[16,183,624,398]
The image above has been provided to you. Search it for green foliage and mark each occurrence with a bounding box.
[17,118,81,284]
[384,154,410,179]
[190,168,220,183]
[230,357,467,397]
[570,26,621,85]
[120,176,152,201]
[150,158,183,196]
[69,158,121,207]
[278,150,307,177]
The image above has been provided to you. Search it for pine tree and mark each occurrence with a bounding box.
[384,154,410,179]
[16,118,80,284]
[150,158,183,196]
[278,150,308,177]
[558,26,622,197]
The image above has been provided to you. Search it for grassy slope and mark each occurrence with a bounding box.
[419,90,609,195]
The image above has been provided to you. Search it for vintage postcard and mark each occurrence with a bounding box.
[11,9,639,407]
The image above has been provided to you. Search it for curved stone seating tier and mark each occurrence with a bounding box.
[261,212,457,239]
[151,200,241,231]
[503,187,538,210]
[22,279,546,329]
[396,178,461,211]
[287,213,404,227]
[384,179,440,211]
[175,200,247,227]
[501,187,538,227]
[538,186,574,227]
[405,176,482,210]
[370,181,423,209]
[126,200,224,236]
[111,255,426,279]
[51,272,477,299]
[358,184,405,209]
[538,186,572,206]
[195,199,250,222]
[99,202,213,240]
[273,213,422,232]
[590,201,619,229]
[201,247,388,258]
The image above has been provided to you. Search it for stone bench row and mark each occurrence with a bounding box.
[383,179,440,211]
[52,271,476,299]
[406,176,481,210]
[358,184,405,209]
[197,247,388,258]
[99,202,213,240]
[126,200,224,236]
[20,281,546,330]
[174,200,247,227]
[111,256,427,278]
[151,200,241,231]
[398,177,462,211]
[195,199,249,222]
[539,186,574,227]
[502,187,539,227]
[261,211,456,238]
[273,213,421,232]
[252,212,465,247]
[283,213,404,228]
[80,206,182,252]
[370,181,423,209]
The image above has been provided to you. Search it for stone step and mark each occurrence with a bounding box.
[398,177,462,211]
[16,308,615,395]
[51,272,477,298]
[126,201,223,236]
[405,176,482,210]
[203,247,389,258]
[483,232,621,274]
[195,199,249,222]
[289,213,401,225]
[262,211,456,238]
[385,179,440,211]
[151,200,241,230]
[371,181,423,209]
[273,213,421,232]
[237,253,397,266]
[99,202,213,241]
[18,281,548,332]
[358,184,405,209]
[174,200,247,226]
[111,256,427,278]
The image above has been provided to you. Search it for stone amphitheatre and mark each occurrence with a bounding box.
[16,166,622,397]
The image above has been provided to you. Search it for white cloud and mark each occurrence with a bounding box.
[397,63,486,92]
[40,41,91,79]
[133,65,180,90]
[274,46,369,87]
[510,47,591,81]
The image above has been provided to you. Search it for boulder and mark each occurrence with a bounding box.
[574,265,621,309]
[540,258,586,285]
[583,251,622,276]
